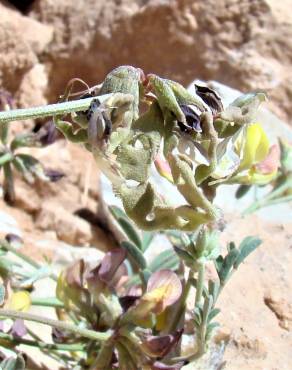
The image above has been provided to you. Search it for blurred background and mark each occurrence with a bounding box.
[0,1,291,369]
[1,0,292,122]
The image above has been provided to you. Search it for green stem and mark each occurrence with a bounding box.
[264,194,292,206]
[0,309,111,342]
[0,152,13,165]
[0,95,111,124]
[1,240,58,281]
[168,268,194,333]
[31,297,64,308]
[0,332,85,352]
[1,240,39,269]
[195,262,205,306]
[243,192,292,215]
[243,179,292,215]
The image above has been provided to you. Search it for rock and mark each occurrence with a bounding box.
[17,64,49,109]
[0,210,21,237]
[264,294,292,331]
[14,178,41,214]
[0,2,53,94]
[26,0,292,122]
[232,334,267,359]
[35,202,92,245]
[34,239,104,267]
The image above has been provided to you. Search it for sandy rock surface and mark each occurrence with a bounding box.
[0,0,292,121]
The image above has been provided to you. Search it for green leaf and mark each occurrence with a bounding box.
[173,246,194,266]
[19,265,52,288]
[1,355,26,370]
[14,154,47,181]
[206,321,220,340]
[0,284,5,306]
[202,295,214,323]
[193,306,203,327]
[121,241,147,270]
[117,217,142,249]
[216,246,239,284]
[208,280,220,303]
[207,308,220,323]
[0,122,9,145]
[234,236,261,269]
[10,133,40,151]
[109,205,127,220]
[236,184,252,198]
[0,152,13,166]
[110,205,144,249]
[148,249,180,272]
[141,231,154,252]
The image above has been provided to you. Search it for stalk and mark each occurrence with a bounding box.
[0,95,111,124]
[31,297,64,308]
[0,309,111,342]
[195,262,205,306]
[1,240,58,281]
[0,332,85,352]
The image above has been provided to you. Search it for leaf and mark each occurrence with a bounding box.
[109,205,127,219]
[9,291,31,312]
[208,308,220,323]
[110,205,144,249]
[0,284,5,306]
[121,241,147,270]
[216,247,239,284]
[1,354,26,370]
[208,280,220,303]
[19,265,52,288]
[235,184,252,199]
[14,154,48,182]
[220,93,266,125]
[202,295,213,322]
[141,231,154,252]
[149,249,180,272]
[234,236,261,269]
[173,246,194,266]
[206,321,220,340]
[118,217,142,249]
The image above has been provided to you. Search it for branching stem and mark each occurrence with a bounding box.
[0,309,111,342]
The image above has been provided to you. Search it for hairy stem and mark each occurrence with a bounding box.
[195,262,205,306]
[31,297,64,308]
[0,332,85,352]
[0,95,111,124]
[1,240,58,281]
[0,309,111,342]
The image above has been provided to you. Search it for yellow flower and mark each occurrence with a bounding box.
[231,123,278,185]
[9,291,31,312]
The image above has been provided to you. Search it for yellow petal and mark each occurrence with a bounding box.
[239,123,269,171]
[9,291,31,312]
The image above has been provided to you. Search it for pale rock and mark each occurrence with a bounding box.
[35,202,92,245]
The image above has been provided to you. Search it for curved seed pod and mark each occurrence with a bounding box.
[98,65,144,122]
